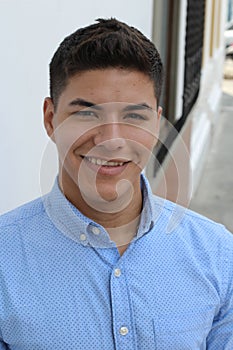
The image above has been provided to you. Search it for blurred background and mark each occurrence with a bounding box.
[0,0,232,232]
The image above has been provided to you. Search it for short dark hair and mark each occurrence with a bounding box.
[49,18,164,109]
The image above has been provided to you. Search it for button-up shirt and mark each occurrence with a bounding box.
[0,175,233,349]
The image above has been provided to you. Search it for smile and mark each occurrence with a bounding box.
[85,157,125,167]
[81,156,130,176]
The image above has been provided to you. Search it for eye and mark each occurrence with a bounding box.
[73,110,98,118]
[124,113,147,121]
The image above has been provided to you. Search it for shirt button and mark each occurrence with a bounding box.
[80,233,87,241]
[114,268,121,277]
[91,226,100,235]
[119,326,129,336]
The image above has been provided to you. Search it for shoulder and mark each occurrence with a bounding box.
[152,195,233,247]
[151,196,233,298]
[0,197,49,261]
[0,197,45,229]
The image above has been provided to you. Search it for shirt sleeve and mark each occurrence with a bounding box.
[206,229,233,349]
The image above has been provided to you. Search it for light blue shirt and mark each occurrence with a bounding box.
[0,175,233,349]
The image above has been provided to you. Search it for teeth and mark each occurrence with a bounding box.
[86,157,124,166]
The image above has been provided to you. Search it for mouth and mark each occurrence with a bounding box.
[84,156,127,167]
[81,156,131,175]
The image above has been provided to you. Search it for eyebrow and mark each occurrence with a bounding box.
[122,103,152,111]
[68,98,152,111]
[68,98,102,110]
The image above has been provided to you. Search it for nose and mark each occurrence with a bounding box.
[93,122,126,151]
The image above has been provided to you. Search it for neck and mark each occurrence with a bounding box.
[59,171,143,246]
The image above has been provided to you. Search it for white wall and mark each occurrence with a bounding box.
[0,0,153,214]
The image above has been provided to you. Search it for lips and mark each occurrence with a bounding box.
[81,156,130,175]
[85,156,125,167]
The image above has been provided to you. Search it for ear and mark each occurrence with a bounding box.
[155,106,162,136]
[43,97,56,143]
[157,106,162,123]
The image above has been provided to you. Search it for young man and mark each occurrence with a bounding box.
[0,18,232,349]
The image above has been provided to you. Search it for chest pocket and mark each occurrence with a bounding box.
[153,307,214,350]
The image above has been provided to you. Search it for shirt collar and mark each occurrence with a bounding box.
[42,173,156,248]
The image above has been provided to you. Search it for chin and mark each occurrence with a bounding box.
[80,182,133,213]
[99,181,134,204]
[96,188,119,202]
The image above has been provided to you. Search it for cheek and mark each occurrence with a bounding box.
[135,130,158,164]
[125,132,157,171]
[129,128,158,152]
[53,121,93,160]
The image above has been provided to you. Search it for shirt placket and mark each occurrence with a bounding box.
[110,263,136,350]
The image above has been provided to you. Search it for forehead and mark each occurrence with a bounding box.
[57,68,157,109]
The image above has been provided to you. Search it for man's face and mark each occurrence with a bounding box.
[44,68,161,209]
